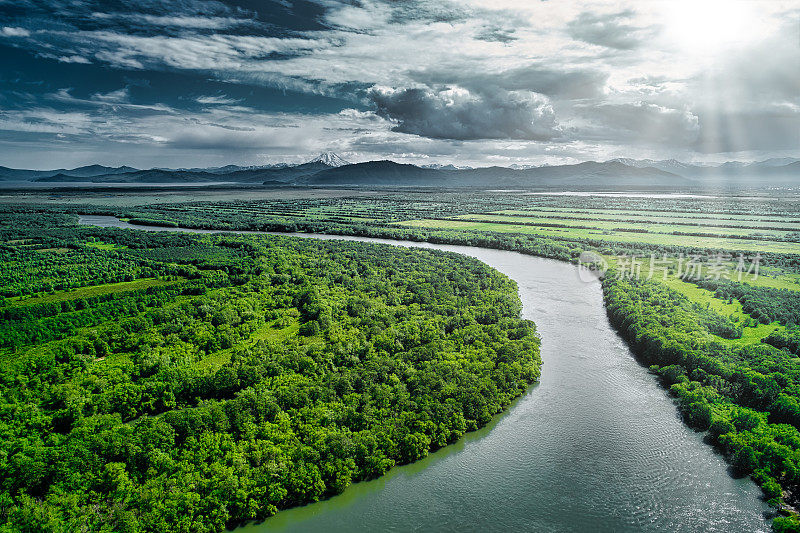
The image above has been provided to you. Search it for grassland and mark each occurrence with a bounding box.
[662,277,782,346]
[454,213,800,236]
[494,207,800,229]
[84,240,126,250]
[393,218,800,254]
[6,277,178,307]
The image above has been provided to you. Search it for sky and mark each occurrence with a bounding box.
[0,0,798,169]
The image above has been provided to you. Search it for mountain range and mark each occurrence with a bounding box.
[0,153,797,188]
[0,164,138,181]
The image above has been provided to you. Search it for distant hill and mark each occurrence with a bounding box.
[519,161,684,186]
[164,163,288,174]
[421,163,473,170]
[303,160,684,187]
[609,158,700,175]
[607,157,800,184]
[61,165,139,178]
[303,160,442,186]
[32,155,342,184]
[0,167,53,180]
[6,152,798,188]
[36,169,217,183]
[1,164,139,181]
[759,158,800,167]
[229,161,334,183]
[700,161,800,186]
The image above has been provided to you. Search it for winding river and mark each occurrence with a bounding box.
[80,215,771,532]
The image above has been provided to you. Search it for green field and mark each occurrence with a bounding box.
[464,212,800,233]
[497,208,800,226]
[6,277,176,308]
[662,277,781,346]
[393,218,800,254]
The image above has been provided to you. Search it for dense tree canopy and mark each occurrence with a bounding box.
[0,215,540,532]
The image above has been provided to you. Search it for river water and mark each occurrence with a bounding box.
[79,215,771,532]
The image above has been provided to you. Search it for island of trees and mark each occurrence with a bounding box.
[0,212,540,531]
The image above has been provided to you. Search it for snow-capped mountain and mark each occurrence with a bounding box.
[608,158,700,173]
[308,152,350,167]
[420,163,473,170]
[164,164,288,174]
[755,158,799,167]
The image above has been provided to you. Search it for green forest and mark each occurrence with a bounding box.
[4,190,800,531]
[0,212,540,531]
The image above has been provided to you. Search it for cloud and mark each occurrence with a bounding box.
[369,85,561,141]
[133,15,244,29]
[692,23,800,105]
[57,55,91,64]
[46,88,174,116]
[567,10,654,50]
[474,25,517,43]
[92,88,130,103]
[0,108,94,135]
[0,101,387,161]
[325,0,467,28]
[0,0,797,166]
[167,128,284,150]
[576,101,699,145]
[383,0,468,25]
[73,31,326,71]
[92,12,252,30]
[410,65,608,100]
[1,27,30,37]
[196,95,241,105]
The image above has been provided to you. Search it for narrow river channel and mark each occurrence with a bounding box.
[80,215,771,532]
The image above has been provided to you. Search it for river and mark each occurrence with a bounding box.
[79,215,771,532]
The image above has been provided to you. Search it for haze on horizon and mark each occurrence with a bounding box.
[0,0,798,170]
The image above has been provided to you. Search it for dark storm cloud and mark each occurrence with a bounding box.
[567,10,654,50]
[576,102,699,145]
[410,65,608,100]
[369,86,561,141]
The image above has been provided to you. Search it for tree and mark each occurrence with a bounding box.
[685,402,712,431]
[709,419,735,440]
[732,446,758,474]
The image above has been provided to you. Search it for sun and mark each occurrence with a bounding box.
[660,0,760,55]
